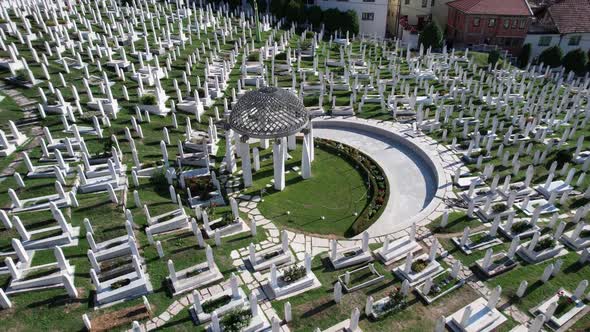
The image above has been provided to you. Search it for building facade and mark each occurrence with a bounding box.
[524,0,590,59]
[445,0,533,53]
[315,0,390,38]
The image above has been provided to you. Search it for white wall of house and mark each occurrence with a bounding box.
[525,33,590,59]
[315,0,389,38]
[400,0,434,25]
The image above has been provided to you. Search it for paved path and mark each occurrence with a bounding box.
[312,117,459,238]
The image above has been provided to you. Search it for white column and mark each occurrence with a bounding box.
[273,138,285,191]
[239,136,253,187]
[301,134,311,179]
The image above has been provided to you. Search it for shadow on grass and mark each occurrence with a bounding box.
[300,299,336,318]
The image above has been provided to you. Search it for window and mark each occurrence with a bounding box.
[405,0,410,4]
[569,35,581,46]
[422,0,427,7]
[538,36,552,46]
[512,19,517,28]
[363,0,375,2]
[488,18,496,27]
[519,19,526,29]
[431,0,435,6]
[473,18,480,27]
[362,12,375,21]
[503,20,510,28]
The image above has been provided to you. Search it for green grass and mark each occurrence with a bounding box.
[243,142,370,238]
[270,255,486,332]
[426,211,482,234]
[0,94,25,130]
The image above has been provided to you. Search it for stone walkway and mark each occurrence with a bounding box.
[311,117,461,238]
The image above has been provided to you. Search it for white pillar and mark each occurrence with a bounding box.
[301,134,311,179]
[273,138,285,191]
[240,137,252,187]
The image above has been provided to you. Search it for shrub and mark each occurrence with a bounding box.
[307,6,323,28]
[274,52,287,61]
[247,51,260,62]
[418,22,443,50]
[343,10,359,35]
[563,48,588,75]
[323,8,342,32]
[300,39,311,50]
[270,0,285,18]
[202,295,232,313]
[411,259,428,273]
[492,203,508,213]
[140,94,157,105]
[186,176,215,200]
[488,49,500,67]
[221,309,252,332]
[282,265,306,283]
[539,46,562,68]
[518,43,532,68]
[14,69,28,82]
[554,150,572,166]
[534,237,555,252]
[511,221,533,234]
[284,0,303,24]
[149,169,168,191]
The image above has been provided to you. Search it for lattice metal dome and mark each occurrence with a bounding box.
[228,87,309,139]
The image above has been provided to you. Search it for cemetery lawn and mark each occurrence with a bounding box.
[0,93,24,130]
[270,255,518,332]
[243,142,371,238]
[440,235,590,328]
[485,252,590,324]
[426,211,481,234]
[0,186,268,331]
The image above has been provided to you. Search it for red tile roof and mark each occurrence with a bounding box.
[447,0,533,16]
[547,0,590,33]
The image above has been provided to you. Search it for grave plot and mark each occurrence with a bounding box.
[1,0,590,330]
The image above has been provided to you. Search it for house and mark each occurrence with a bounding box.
[396,0,454,44]
[398,0,454,28]
[445,0,533,53]
[524,0,590,59]
[314,0,391,38]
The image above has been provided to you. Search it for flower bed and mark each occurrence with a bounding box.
[221,308,252,332]
[202,295,232,313]
[411,259,428,273]
[282,265,306,284]
[554,290,576,319]
[534,238,555,252]
[511,221,533,234]
[429,272,461,296]
[372,287,408,318]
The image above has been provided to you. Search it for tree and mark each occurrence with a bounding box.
[270,0,285,18]
[257,0,267,13]
[307,6,322,28]
[284,0,303,24]
[323,8,341,33]
[418,22,443,50]
[228,0,241,10]
[488,49,500,66]
[342,10,359,35]
[563,48,588,75]
[538,46,562,68]
[518,43,532,68]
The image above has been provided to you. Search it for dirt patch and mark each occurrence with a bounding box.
[90,304,151,332]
